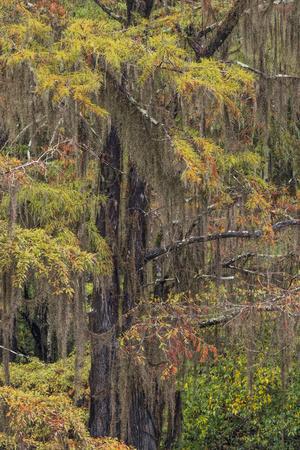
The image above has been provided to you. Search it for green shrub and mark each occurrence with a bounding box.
[179,356,300,449]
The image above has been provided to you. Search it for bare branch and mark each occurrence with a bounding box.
[199,286,300,328]
[3,149,52,175]
[145,230,262,262]
[0,140,69,179]
[124,91,160,126]
[272,219,300,230]
[144,220,300,263]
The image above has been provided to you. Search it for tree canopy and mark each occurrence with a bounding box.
[0,1,299,449]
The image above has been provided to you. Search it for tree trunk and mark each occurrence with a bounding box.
[89,126,121,437]
[89,127,164,449]
[122,166,163,450]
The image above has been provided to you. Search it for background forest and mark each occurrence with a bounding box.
[0,0,299,449]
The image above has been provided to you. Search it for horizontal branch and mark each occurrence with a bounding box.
[144,220,300,263]
[145,230,262,262]
[90,287,300,346]
[226,265,270,277]
[199,286,300,327]
[272,219,300,230]
[223,252,255,267]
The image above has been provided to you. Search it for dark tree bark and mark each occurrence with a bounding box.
[126,0,155,25]
[122,167,164,450]
[89,127,164,449]
[89,127,122,437]
[123,166,148,315]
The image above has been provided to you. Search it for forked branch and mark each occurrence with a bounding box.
[92,0,126,24]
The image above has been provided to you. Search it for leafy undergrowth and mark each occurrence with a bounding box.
[1,356,90,400]
[0,357,133,449]
[179,356,300,449]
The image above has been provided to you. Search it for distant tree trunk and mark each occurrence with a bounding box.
[1,185,18,385]
[74,277,86,405]
[21,308,48,361]
[2,271,12,385]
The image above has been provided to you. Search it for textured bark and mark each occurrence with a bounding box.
[89,126,164,449]
[2,271,12,385]
[127,386,161,450]
[89,127,121,437]
[123,167,164,450]
[1,187,18,384]
[123,166,148,315]
[74,278,86,405]
[165,391,182,449]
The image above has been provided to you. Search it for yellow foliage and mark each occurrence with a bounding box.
[0,0,254,123]
[138,33,186,83]
[0,222,111,294]
[176,59,254,117]
[172,130,224,189]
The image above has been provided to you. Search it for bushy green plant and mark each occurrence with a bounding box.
[179,356,300,449]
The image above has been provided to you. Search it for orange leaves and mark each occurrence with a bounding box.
[162,333,217,380]
[162,365,178,380]
[0,154,28,187]
[49,2,65,17]
[36,0,66,17]
[121,294,218,380]
[58,141,77,157]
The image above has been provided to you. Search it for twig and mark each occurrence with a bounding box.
[0,116,46,152]
[235,61,300,80]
